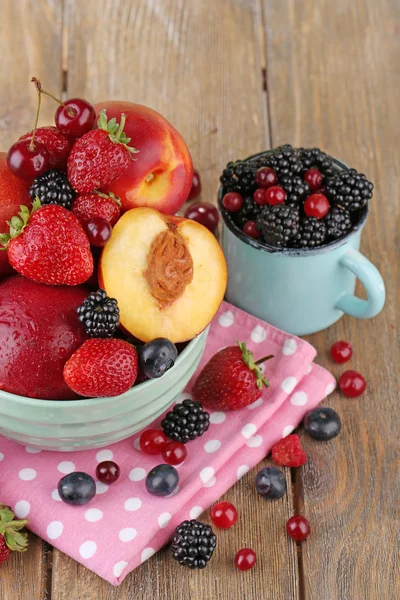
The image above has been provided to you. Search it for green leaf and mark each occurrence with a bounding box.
[10,216,23,229]
[32,197,41,213]
[9,227,20,239]
[0,508,14,523]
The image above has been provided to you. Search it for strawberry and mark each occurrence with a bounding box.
[0,199,93,285]
[271,434,307,467]
[64,338,138,397]
[67,110,138,193]
[0,504,29,565]
[72,191,121,226]
[192,342,272,410]
[19,126,73,171]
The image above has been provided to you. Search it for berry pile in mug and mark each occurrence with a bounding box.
[220,145,373,249]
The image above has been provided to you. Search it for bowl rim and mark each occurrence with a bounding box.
[218,153,369,256]
[0,327,208,408]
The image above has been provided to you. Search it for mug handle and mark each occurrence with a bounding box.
[335,248,385,318]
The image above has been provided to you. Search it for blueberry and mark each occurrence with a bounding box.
[58,471,96,506]
[303,407,341,441]
[145,464,179,497]
[139,338,178,379]
[255,466,286,500]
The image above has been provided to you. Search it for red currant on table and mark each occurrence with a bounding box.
[286,515,310,541]
[243,220,261,240]
[304,168,323,191]
[253,188,268,206]
[84,217,112,247]
[235,548,257,571]
[7,139,50,180]
[140,429,168,455]
[265,186,286,206]
[222,192,244,212]
[96,460,120,484]
[210,501,238,529]
[304,193,330,218]
[188,169,202,200]
[184,202,219,233]
[331,340,353,364]
[161,441,188,465]
[255,167,278,189]
[339,370,366,398]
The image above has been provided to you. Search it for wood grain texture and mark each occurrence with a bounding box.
[51,1,299,599]
[263,0,400,598]
[0,534,49,600]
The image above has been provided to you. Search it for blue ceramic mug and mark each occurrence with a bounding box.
[219,156,385,336]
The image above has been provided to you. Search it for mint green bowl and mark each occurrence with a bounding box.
[0,329,208,452]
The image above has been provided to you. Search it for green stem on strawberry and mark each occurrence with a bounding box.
[96,191,122,206]
[97,109,139,157]
[0,198,41,249]
[0,505,29,553]
[237,341,273,390]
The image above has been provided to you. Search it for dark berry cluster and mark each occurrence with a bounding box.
[161,398,210,444]
[30,169,76,210]
[220,146,372,249]
[77,289,120,338]
[171,520,217,569]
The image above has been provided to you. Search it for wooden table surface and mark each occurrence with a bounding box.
[1,1,399,598]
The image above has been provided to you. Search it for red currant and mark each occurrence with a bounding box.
[184,202,219,233]
[55,98,96,138]
[7,139,50,180]
[253,188,268,206]
[339,370,366,398]
[286,515,310,541]
[304,168,323,191]
[304,194,330,218]
[84,217,112,247]
[222,192,243,212]
[265,186,286,206]
[330,340,353,364]
[162,441,188,466]
[188,169,202,200]
[235,548,257,571]
[243,220,261,240]
[255,167,278,189]
[139,429,168,455]
[96,460,120,484]
[210,501,238,529]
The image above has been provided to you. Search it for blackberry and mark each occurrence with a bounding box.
[294,217,327,248]
[233,195,261,228]
[253,144,302,177]
[220,161,257,195]
[161,399,210,444]
[324,206,352,240]
[257,204,300,248]
[299,147,334,176]
[29,169,76,209]
[279,174,310,205]
[171,520,217,569]
[326,168,373,212]
[77,289,120,338]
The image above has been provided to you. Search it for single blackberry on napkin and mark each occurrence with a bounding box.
[171,520,217,569]
[161,399,210,444]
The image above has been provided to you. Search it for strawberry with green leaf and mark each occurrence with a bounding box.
[0,505,29,565]
[67,109,139,193]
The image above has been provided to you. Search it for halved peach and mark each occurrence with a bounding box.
[99,208,227,343]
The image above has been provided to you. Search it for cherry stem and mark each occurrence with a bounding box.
[31,77,76,117]
[29,80,43,152]
[255,354,274,365]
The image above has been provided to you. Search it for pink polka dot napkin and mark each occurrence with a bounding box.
[0,301,335,585]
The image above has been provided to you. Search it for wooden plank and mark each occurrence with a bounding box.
[263,0,400,598]
[0,534,49,600]
[52,1,299,599]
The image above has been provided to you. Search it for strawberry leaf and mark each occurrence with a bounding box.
[97,109,139,156]
[237,341,272,390]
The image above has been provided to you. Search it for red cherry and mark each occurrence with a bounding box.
[188,169,202,200]
[265,186,286,206]
[55,98,96,138]
[222,192,243,212]
[235,548,257,571]
[339,370,366,398]
[253,188,268,206]
[255,167,278,189]
[210,501,238,529]
[162,441,188,466]
[304,168,323,191]
[84,217,112,247]
[7,139,50,180]
[330,340,353,364]
[286,515,310,541]
[304,194,330,218]
[184,202,219,233]
[96,460,120,484]
[243,220,261,240]
[139,429,168,455]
